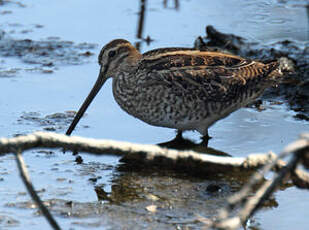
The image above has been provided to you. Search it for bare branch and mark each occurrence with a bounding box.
[15,149,61,230]
[0,132,251,169]
[207,133,309,230]
[0,131,306,173]
[238,154,299,223]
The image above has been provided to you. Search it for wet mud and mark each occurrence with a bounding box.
[5,168,268,229]
[17,111,77,132]
[0,29,96,77]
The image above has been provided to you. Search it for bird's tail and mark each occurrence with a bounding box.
[265,57,294,81]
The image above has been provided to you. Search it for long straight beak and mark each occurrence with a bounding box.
[66,66,108,135]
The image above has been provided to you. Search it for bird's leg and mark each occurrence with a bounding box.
[200,130,211,146]
[158,130,189,148]
[175,130,184,141]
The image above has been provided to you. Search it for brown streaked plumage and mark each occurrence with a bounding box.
[66,39,282,141]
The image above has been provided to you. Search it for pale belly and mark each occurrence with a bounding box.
[115,89,261,136]
[113,75,265,136]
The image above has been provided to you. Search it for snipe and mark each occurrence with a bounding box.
[66,39,282,142]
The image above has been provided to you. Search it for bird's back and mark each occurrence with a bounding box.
[137,49,280,101]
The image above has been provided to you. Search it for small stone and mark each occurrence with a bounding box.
[75,156,83,164]
[146,194,159,201]
[206,184,221,193]
[88,177,98,183]
[146,205,157,213]
[42,69,53,74]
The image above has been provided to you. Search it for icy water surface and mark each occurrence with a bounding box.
[0,0,308,229]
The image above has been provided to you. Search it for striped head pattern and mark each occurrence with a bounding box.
[98,39,141,78]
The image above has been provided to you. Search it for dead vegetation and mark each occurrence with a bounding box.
[0,131,308,230]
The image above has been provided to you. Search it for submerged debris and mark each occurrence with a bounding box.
[0,35,96,65]
[0,29,96,77]
[0,215,19,228]
[18,111,77,131]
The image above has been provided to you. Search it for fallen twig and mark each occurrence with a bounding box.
[204,133,309,230]
[0,132,276,172]
[15,149,61,230]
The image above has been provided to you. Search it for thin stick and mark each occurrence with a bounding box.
[218,134,309,215]
[137,0,146,39]
[210,137,308,230]
[15,149,61,230]
[212,154,301,230]
[239,154,300,223]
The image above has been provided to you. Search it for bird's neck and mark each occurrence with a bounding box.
[120,46,142,69]
[113,48,141,80]
[111,50,142,116]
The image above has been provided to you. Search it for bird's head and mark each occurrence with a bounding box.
[66,39,140,135]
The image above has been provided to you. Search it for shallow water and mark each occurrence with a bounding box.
[0,0,308,229]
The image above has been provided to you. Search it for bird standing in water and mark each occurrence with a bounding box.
[66,39,282,143]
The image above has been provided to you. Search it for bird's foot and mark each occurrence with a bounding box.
[158,131,196,149]
[200,134,212,147]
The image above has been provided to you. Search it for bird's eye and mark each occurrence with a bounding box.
[108,50,116,58]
